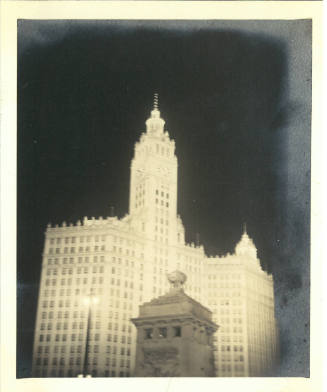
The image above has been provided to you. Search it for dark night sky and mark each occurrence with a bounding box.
[17,20,311,377]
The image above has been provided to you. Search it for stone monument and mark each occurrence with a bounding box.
[131,271,218,377]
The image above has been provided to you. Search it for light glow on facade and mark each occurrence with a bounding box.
[31,97,279,377]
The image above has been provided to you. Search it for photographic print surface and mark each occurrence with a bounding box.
[17,19,311,378]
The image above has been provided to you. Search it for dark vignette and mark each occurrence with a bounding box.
[17,19,311,378]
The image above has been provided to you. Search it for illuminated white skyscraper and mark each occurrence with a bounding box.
[205,227,279,376]
[31,95,278,377]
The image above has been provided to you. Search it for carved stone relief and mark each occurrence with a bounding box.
[141,346,181,377]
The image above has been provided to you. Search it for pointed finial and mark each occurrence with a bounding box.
[153,93,159,110]
[243,222,247,234]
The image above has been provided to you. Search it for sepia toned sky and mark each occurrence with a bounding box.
[17,20,311,377]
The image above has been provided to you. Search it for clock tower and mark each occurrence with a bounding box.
[129,94,178,245]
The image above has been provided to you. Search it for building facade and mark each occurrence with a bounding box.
[205,229,279,376]
[31,97,278,377]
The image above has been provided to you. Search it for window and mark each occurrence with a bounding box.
[158,327,167,338]
[173,326,181,337]
[144,328,153,339]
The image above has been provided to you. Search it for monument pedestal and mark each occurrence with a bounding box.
[131,271,218,377]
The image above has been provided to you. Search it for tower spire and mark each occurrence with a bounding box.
[145,93,165,134]
[153,93,159,110]
[243,222,247,234]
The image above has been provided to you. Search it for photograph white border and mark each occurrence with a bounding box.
[0,2,324,392]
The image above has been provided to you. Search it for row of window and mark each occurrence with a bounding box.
[39,333,133,344]
[154,235,169,244]
[216,317,243,324]
[34,369,130,377]
[208,274,242,280]
[41,295,104,309]
[213,298,242,314]
[40,310,85,320]
[48,245,105,254]
[38,345,132,357]
[218,345,244,352]
[209,282,242,289]
[47,256,106,265]
[176,253,203,264]
[44,279,105,290]
[37,343,132,356]
[41,308,127,320]
[219,354,244,362]
[35,356,131,368]
[155,208,169,217]
[113,236,144,248]
[44,284,103,298]
[215,335,244,343]
[217,364,244,372]
[152,287,166,295]
[155,199,169,208]
[155,226,169,235]
[155,190,169,198]
[46,266,105,276]
[144,326,181,340]
[153,258,169,267]
[39,322,108,331]
[209,292,242,301]
[111,257,139,268]
[154,143,172,157]
[49,235,107,245]
[135,143,172,157]
[112,247,143,258]
[155,216,169,225]
[135,190,145,199]
[219,327,244,334]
